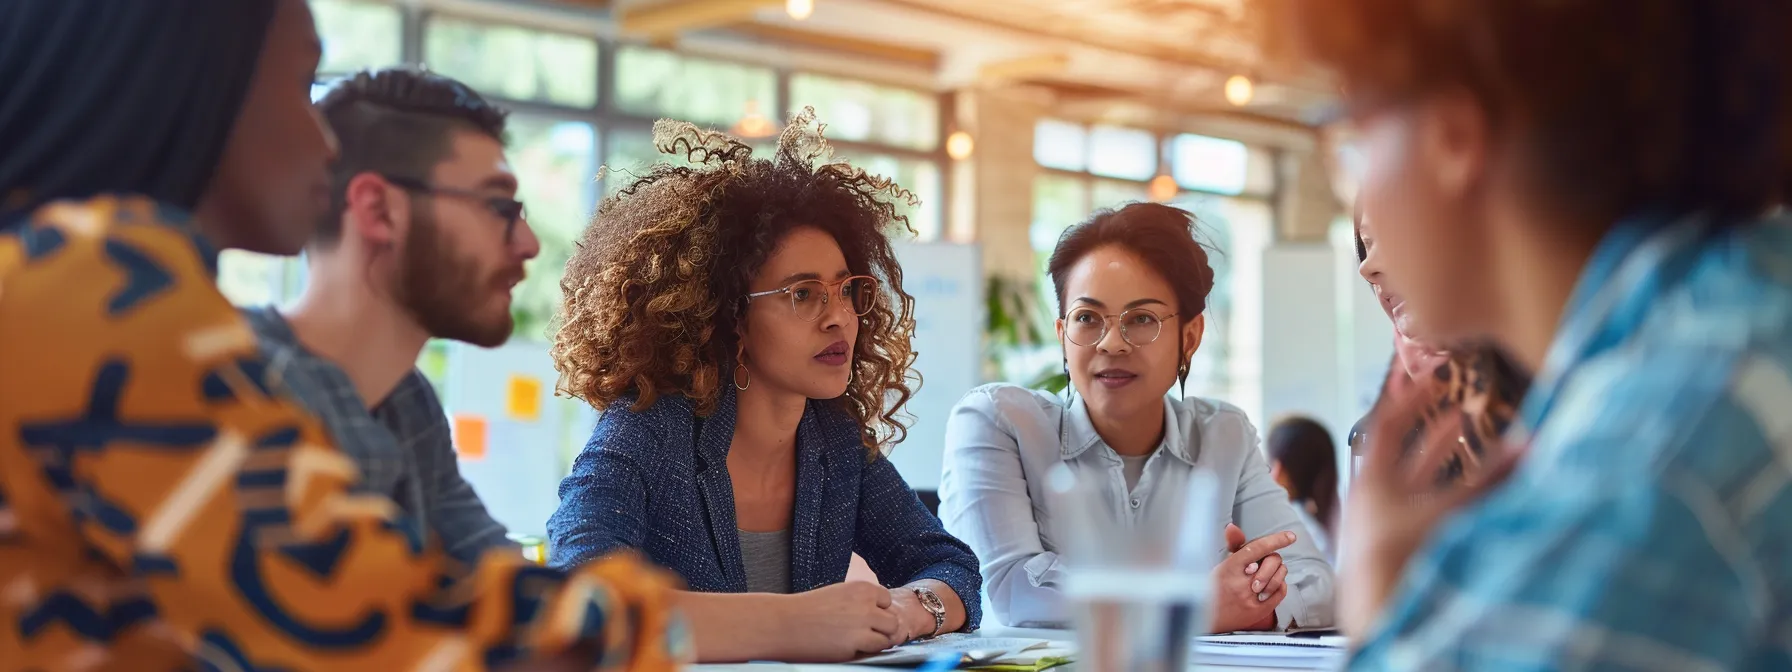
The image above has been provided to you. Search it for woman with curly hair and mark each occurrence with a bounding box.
[544,110,980,664]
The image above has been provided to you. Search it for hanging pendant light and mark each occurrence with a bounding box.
[1148,174,1179,202]
[731,100,777,138]
[1225,74,1254,107]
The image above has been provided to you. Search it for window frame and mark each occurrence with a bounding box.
[233,0,953,335]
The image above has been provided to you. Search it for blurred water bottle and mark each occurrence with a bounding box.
[1049,463,1221,672]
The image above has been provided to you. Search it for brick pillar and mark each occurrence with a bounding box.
[959,86,1044,281]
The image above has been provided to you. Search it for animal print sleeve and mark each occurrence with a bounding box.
[0,197,686,670]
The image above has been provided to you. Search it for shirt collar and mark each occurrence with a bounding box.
[1514,209,1717,438]
[1061,392,1199,466]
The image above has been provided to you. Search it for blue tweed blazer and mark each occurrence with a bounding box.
[546,386,982,627]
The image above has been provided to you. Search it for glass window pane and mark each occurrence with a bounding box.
[312,0,403,76]
[217,251,289,307]
[602,128,773,196]
[1030,173,1091,316]
[509,116,598,340]
[789,74,938,151]
[1170,133,1249,195]
[1165,193,1271,411]
[614,47,777,129]
[1086,125,1158,181]
[1243,146,1277,197]
[1091,179,1150,210]
[423,15,598,108]
[1033,119,1089,172]
[848,154,941,241]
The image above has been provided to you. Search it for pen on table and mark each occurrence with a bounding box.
[914,651,963,672]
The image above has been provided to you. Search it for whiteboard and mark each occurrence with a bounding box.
[443,340,595,538]
[887,241,983,491]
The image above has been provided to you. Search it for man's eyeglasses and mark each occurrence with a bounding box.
[1063,306,1178,347]
[381,173,526,242]
[745,275,879,322]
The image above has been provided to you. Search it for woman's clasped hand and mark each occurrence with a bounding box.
[1210,524,1297,632]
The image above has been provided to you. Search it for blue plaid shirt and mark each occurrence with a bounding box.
[243,307,515,563]
[1350,211,1792,671]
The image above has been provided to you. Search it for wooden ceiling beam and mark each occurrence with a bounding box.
[976,53,1071,84]
[619,0,783,39]
[722,23,941,69]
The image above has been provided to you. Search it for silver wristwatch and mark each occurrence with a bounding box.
[912,586,947,639]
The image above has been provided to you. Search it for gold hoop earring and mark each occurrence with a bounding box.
[734,344,751,391]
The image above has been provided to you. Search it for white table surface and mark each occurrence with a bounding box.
[686,625,1333,672]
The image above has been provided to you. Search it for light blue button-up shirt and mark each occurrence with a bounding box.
[939,383,1336,629]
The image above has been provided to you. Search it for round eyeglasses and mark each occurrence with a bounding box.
[1063,306,1178,347]
[745,275,879,322]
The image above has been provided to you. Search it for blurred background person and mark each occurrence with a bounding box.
[1265,415,1339,564]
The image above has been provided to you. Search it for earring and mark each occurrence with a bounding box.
[734,345,751,391]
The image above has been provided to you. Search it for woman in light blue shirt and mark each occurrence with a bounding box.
[940,203,1335,631]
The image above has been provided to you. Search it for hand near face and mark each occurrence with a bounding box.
[1338,391,1525,639]
[1210,524,1296,632]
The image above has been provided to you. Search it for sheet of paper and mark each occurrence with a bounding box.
[854,634,1052,666]
[1194,635,1346,670]
[451,413,488,460]
[1199,633,1348,649]
[505,373,542,422]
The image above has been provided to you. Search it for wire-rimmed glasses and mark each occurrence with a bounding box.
[745,275,879,322]
[1063,306,1177,347]
[381,173,527,243]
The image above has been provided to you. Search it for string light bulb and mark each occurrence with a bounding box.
[1148,174,1179,202]
[731,100,777,138]
[1225,74,1254,107]
[945,131,975,160]
[786,0,814,21]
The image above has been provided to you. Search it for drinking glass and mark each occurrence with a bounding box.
[1048,465,1221,672]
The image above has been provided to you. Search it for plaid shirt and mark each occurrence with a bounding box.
[1350,211,1792,671]
[243,307,515,563]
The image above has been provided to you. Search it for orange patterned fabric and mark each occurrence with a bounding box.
[0,195,688,670]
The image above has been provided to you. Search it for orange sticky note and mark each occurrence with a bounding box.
[506,374,542,422]
[452,414,488,460]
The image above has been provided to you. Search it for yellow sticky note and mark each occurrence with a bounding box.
[452,414,488,460]
[506,374,542,422]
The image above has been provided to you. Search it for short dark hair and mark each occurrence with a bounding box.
[1046,202,1218,389]
[1291,0,1791,225]
[1047,202,1217,321]
[313,67,509,243]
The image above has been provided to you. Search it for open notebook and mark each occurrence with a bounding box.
[1195,633,1348,669]
[854,634,1074,669]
